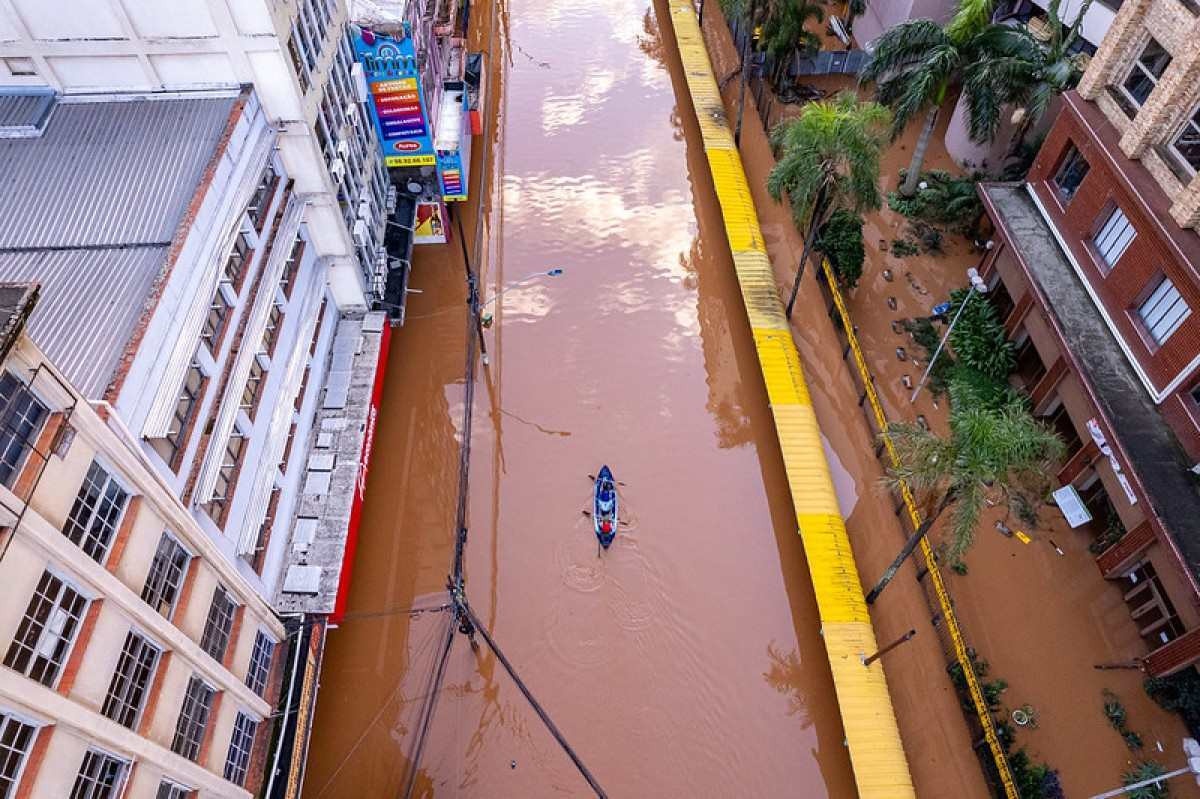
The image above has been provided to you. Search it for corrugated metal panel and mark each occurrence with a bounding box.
[0,95,237,248]
[0,247,164,397]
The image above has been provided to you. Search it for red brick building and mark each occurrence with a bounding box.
[978,0,1200,677]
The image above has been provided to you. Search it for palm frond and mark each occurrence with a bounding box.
[945,0,995,45]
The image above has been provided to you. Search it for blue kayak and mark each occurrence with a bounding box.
[593,465,618,549]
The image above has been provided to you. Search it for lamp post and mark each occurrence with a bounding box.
[1087,738,1200,798]
[908,263,989,404]
[479,268,564,328]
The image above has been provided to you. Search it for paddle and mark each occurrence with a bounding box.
[587,473,627,487]
[581,510,631,527]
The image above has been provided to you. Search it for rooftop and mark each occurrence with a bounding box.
[0,92,238,397]
[981,182,1200,581]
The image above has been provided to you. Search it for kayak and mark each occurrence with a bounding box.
[593,465,618,549]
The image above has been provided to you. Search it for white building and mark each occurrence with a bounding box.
[0,0,390,311]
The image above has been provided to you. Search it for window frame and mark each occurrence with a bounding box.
[1052,144,1091,203]
[200,585,237,663]
[1170,104,1200,177]
[202,429,247,527]
[240,354,269,420]
[100,629,162,730]
[201,287,233,357]
[0,708,40,799]
[171,676,216,762]
[141,532,192,621]
[62,460,130,564]
[247,163,279,232]
[4,569,89,689]
[0,372,48,490]
[149,360,206,470]
[1091,205,1137,272]
[70,748,129,799]
[223,711,258,787]
[1136,275,1191,346]
[155,780,194,799]
[245,630,276,697]
[1119,36,1172,112]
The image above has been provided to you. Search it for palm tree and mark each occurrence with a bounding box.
[860,0,1041,196]
[760,0,824,90]
[1006,0,1095,157]
[767,91,890,317]
[865,401,1064,604]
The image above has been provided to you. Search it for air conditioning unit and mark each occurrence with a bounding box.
[352,218,369,247]
[357,197,372,219]
[385,185,397,213]
[345,100,357,123]
[375,247,388,273]
[351,62,368,103]
[335,138,349,158]
[329,157,345,180]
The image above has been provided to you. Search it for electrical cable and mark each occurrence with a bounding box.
[401,608,459,799]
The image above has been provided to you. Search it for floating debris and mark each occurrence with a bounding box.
[882,268,894,282]
[886,297,897,311]
[916,415,929,430]
[891,320,903,335]
[901,375,912,389]
[895,347,907,361]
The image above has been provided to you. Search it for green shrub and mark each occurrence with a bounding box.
[947,288,1016,383]
[901,317,954,397]
[819,209,866,288]
[947,365,1021,413]
[1145,668,1200,739]
[888,170,985,233]
[1103,691,1127,730]
[1009,749,1065,799]
[890,238,919,257]
[1123,761,1169,799]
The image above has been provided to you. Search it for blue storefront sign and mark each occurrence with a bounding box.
[352,26,436,167]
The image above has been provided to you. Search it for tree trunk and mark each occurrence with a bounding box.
[785,188,829,318]
[900,106,939,197]
[865,492,954,605]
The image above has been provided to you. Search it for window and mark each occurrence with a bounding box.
[1124,561,1187,646]
[1092,206,1136,269]
[287,32,310,93]
[1171,105,1200,175]
[223,232,253,290]
[281,237,304,298]
[1121,37,1172,110]
[0,711,37,799]
[156,781,193,799]
[101,631,160,729]
[171,676,215,761]
[150,362,205,468]
[0,373,46,489]
[141,533,190,619]
[201,290,231,355]
[3,58,35,77]
[240,356,267,416]
[63,461,129,563]
[70,750,127,799]
[1052,145,1090,202]
[203,431,246,525]
[264,302,285,356]
[247,164,278,230]
[245,631,275,697]
[4,570,87,687]
[200,586,237,662]
[1138,277,1191,345]
[224,712,258,786]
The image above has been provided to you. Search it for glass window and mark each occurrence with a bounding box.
[245,631,275,697]
[224,712,258,786]
[200,586,237,663]
[201,290,231,355]
[141,533,190,620]
[247,164,278,230]
[1053,144,1091,202]
[287,31,310,93]
[0,710,37,799]
[281,237,304,298]
[0,373,46,489]
[101,631,160,729]
[155,781,193,799]
[63,461,129,563]
[1092,206,1136,269]
[171,677,215,762]
[1122,37,1172,109]
[150,362,205,468]
[223,232,253,289]
[240,356,267,416]
[70,750,127,799]
[4,571,87,687]
[203,431,246,525]
[1138,276,1191,344]
[1171,105,1200,175]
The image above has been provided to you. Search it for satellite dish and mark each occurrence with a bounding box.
[406,180,423,194]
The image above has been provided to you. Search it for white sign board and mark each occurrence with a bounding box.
[1052,484,1093,528]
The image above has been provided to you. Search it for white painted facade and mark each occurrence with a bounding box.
[0,0,388,312]
[0,328,285,798]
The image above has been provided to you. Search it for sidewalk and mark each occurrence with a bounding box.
[700,10,1198,798]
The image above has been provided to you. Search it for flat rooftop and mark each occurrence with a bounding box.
[982,182,1200,581]
[0,91,238,398]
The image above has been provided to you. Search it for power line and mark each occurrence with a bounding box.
[401,608,459,799]
[461,600,608,799]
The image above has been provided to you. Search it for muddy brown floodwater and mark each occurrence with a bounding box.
[304,0,861,796]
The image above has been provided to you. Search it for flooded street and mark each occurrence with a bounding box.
[304,0,857,795]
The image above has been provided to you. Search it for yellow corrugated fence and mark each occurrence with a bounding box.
[664,2,916,796]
